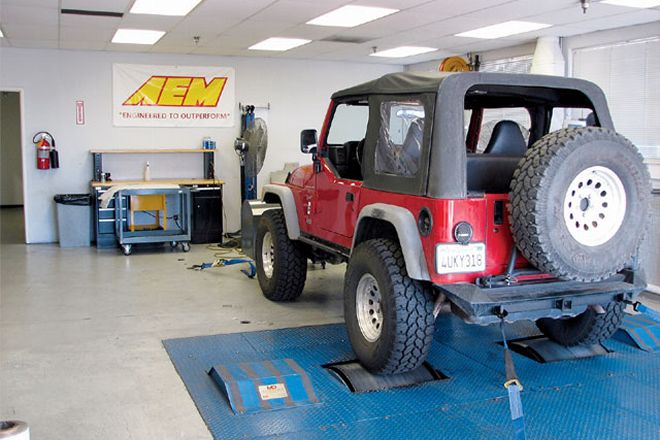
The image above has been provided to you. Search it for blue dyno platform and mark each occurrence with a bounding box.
[163,315,660,439]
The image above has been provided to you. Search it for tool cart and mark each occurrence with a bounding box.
[114,187,192,255]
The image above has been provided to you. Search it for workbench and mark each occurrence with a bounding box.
[89,148,224,248]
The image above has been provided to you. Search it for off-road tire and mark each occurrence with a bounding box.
[536,301,624,346]
[255,209,307,301]
[510,128,651,282]
[344,238,435,375]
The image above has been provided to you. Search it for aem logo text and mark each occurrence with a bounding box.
[123,76,227,107]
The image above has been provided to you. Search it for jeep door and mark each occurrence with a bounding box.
[313,99,368,244]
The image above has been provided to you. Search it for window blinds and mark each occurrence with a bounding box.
[573,38,660,150]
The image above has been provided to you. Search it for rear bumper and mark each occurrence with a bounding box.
[436,270,645,325]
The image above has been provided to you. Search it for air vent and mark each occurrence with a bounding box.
[321,36,371,44]
[61,9,123,18]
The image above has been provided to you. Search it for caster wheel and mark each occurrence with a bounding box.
[170,241,178,248]
[181,242,191,252]
[122,244,132,256]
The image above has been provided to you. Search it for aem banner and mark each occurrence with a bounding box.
[113,63,235,127]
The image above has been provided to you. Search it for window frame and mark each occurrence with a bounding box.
[362,93,435,196]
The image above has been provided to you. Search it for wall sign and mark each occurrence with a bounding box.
[112,63,235,127]
[75,100,85,125]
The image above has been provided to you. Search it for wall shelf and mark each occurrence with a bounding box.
[90,149,215,154]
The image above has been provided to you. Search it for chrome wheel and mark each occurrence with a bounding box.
[563,166,626,247]
[355,273,383,342]
[261,231,274,278]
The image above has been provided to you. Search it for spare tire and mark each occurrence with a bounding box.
[509,127,651,282]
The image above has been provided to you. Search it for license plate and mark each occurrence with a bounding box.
[435,243,486,274]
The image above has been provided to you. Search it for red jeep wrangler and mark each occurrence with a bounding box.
[243,72,651,375]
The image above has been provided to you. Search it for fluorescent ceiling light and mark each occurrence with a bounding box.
[249,37,311,51]
[307,5,398,28]
[112,29,165,45]
[0,29,3,38]
[370,46,437,58]
[130,0,203,16]
[456,21,551,39]
[601,0,660,7]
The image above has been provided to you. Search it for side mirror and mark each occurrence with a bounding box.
[300,129,318,154]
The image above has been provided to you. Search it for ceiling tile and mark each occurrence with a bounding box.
[286,40,358,56]
[337,10,442,39]
[282,24,342,40]
[59,40,107,50]
[357,0,436,10]
[522,2,640,25]
[148,44,196,55]
[222,20,296,38]
[60,13,123,29]
[548,10,660,36]
[2,23,58,40]
[60,25,115,42]
[201,34,258,50]
[249,1,335,23]
[169,15,241,36]
[60,0,131,13]
[459,0,579,24]
[118,14,181,31]
[106,43,151,52]
[397,16,487,40]
[187,0,275,21]
[0,4,58,26]
[0,0,57,8]
[190,46,242,56]
[406,0,514,18]
[9,39,58,48]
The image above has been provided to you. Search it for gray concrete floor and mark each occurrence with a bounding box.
[1,207,658,439]
[0,208,344,439]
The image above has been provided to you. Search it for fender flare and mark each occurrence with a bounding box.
[261,184,301,240]
[353,203,431,281]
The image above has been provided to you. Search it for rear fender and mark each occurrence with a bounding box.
[353,203,431,281]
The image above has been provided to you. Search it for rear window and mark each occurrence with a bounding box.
[476,108,531,153]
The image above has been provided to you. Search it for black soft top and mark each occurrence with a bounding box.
[334,71,614,199]
[332,71,606,106]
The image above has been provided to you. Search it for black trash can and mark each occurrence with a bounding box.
[54,194,92,247]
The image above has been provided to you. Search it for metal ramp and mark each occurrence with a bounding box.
[324,360,447,393]
[502,336,610,363]
[613,313,660,352]
[208,358,319,414]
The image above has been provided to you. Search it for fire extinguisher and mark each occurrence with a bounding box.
[32,132,59,170]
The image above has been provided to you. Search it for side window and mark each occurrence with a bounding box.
[550,107,595,131]
[476,108,531,153]
[327,103,368,144]
[325,102,368,180]
[375,100,425,177]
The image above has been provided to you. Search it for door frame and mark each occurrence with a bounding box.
[1,88,29,243]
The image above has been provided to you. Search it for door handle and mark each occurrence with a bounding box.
[345,192,354,202]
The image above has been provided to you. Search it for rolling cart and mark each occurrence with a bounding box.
[115,187,192,255]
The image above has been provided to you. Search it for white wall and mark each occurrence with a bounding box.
[0,47,400,243]
[0,91,24,205]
